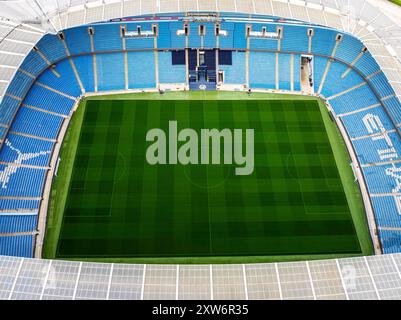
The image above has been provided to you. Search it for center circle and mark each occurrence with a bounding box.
[182,144,233,190]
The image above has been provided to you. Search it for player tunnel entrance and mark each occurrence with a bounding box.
[301,54,314,94]
[188,49,217,90]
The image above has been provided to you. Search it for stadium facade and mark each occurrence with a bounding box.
[0,0,401,299]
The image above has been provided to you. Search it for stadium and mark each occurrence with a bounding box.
[0,0,401,300]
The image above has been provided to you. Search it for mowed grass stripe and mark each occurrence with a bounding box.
[188,100,211,255]
[173,101,194,254]
[204,99,228,255]
[220,100,252,255]
[242,100,269,240]
[110,100,139,253]
[138,100,160,255]
[155,100,177,254]
[96,101,122,253]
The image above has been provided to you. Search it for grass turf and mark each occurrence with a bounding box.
[389,0,401,7]
[42,92,372,263]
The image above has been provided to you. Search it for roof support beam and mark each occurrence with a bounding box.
[33,0,59,33]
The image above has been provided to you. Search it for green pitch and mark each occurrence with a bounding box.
[46,92,371,261]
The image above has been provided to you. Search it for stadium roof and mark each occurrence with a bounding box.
[2,253,401,300]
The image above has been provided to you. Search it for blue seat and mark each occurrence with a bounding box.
[0,133,54,167]
[0,214,38,233]
[249,51,276,89]
[0,164,47,198]
[11,106,64,140]
[0,235,33,258]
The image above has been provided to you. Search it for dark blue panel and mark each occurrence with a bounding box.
[189,49,197,70]
[205,50,216,69]
[219,50,232,65]
[172,50,186,65]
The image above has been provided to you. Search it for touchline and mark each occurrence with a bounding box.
[146,121,255,176]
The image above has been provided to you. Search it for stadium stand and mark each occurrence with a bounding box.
[97,52,125,91]
[0,96,20,125]
[378,229,401,254]
[369,72,395,99]
[0,164,47,198]
[219,51,246,85]
[23,83,77,116]
[249,51,276,89]
[320,62,364,97]
[293,54,301,91]
[203,22,217,48]
[0,235,33,257]
[382,96,401,125]
[158,51,186,84]
[0,213,37,233]
[313,56,328,93]
[0,134,53,167]
[379,230,401,254]
[72,55,95,92]
[127,51,156,89]
[63,26,91,55]
[328,85,380,115]
[334,34,365,63]
[168,21,186,49]
[278,53,291,91]
[0,199,40,211]
[280,25,309,53]
[310,27,336,56]
[188,22,202,48]
[249,29,278,50]
[10,106,64,140]
[35,60,81,97]
[363,164,401,194]
[0,127,6,142]
[18,51,48,77]
[341,107,393,138]
[6,70,35,99]
[125,24,154,50]
[353,132,401,165]
[93,23,123,52]
[34,34,67,62]
[354,52,381,77]
[0,11,400,259]
[232,23,247,49]
[219,22,235,49]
